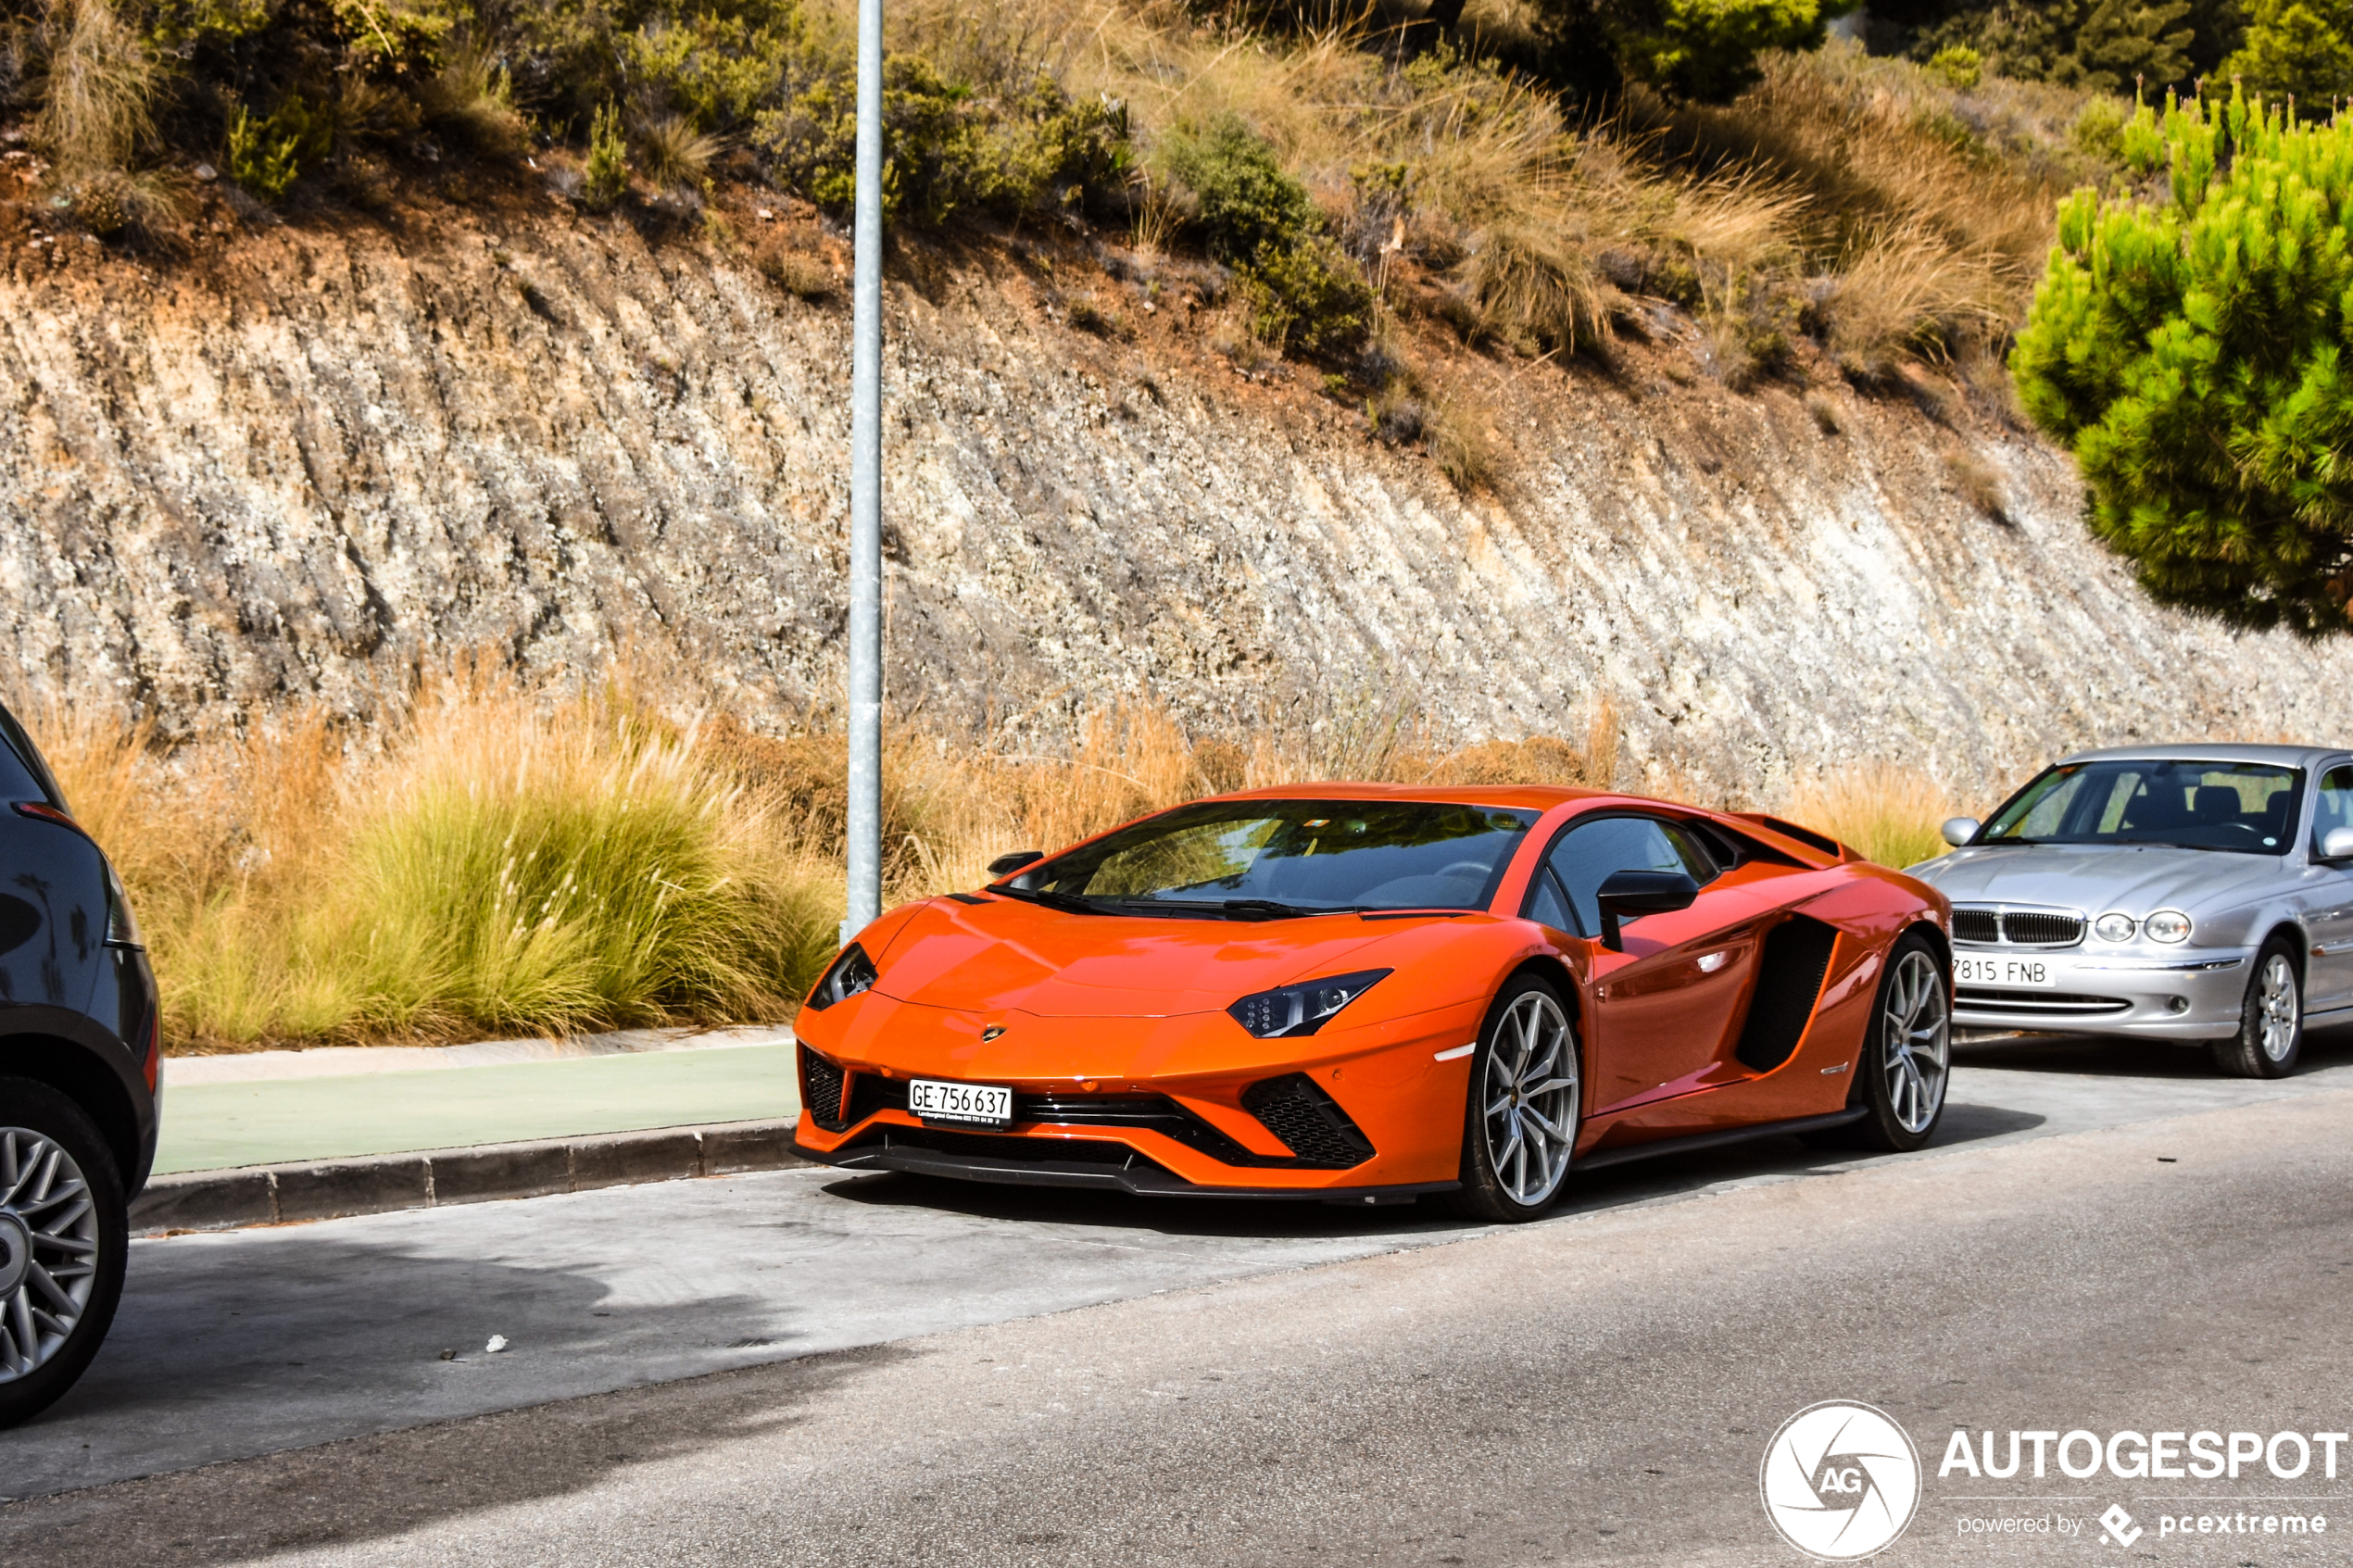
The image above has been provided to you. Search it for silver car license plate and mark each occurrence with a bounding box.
[908,1077,1015,1128]
[1954,954,2060,989]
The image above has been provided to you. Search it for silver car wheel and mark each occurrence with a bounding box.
[1480,990,1579,1209]
[1881,948,1951,1136]
[0,1126,100,1384]
[2258,953,2300,1063]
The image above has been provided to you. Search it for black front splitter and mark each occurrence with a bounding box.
[793,1136,1457,1206]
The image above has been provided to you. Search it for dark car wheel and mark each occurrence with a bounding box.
[1452,974,1581,1223]
[0,1077,127,1429]
[2210,938,2303,1079]
[1845,934,1952,1154]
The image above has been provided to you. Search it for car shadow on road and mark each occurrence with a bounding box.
[1953,1021,2353,1078]
[0,1230,898,1568]
[1,1336,911,1568]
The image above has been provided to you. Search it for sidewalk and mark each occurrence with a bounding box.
[154,1026,804,1175]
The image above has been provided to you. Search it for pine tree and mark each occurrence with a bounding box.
[2221,0,2353,108]
[2073,0,2196,90]
[2013,89,2353,634]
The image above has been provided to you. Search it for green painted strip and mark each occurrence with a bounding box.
[154,1044,804,1175]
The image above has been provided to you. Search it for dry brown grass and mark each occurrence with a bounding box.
[1942,444,2007,521]
[29,662,1633,1051]
[1639,41,2107,369]
[1784,764,1955,869]
[33,0,155,176]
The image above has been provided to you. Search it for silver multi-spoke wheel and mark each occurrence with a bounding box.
[1880,949,1950,1136]
[2258,953,2300,1063]
[1479,989,1579,1210]
[0,1126,100,1384]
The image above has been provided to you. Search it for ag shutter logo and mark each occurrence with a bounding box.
[1761,1400,1924,1560]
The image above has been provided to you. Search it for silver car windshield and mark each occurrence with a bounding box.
[1982,759,2305,855]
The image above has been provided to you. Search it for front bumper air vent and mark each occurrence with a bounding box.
[1239,1074,1375,1170]
[801,1047,848,1131]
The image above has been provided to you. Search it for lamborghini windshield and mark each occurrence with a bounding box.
[1981,759,2304,855]
[1007,799,1540,918]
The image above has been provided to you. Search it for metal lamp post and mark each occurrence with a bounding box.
[843,0,884,941]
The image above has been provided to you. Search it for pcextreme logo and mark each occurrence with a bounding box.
[1761,1400,1924,1560]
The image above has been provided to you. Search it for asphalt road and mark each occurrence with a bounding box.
[8,1034,2353,1565]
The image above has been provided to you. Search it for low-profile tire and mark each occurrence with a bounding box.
[2210,937,2303,1079]
[1844,934,1952,1154]
[0,1077,127,1429]
[1450,974,1580,1223]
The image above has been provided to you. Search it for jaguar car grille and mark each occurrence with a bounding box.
[1952,906,2085,947]
[1954,987,2130,1017]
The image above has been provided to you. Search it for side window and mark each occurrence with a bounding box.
[2316,766,2353,856]
[1526,867,1576,934]
[1535,816,1715,938]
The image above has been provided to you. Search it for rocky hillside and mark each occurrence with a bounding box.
[3,194,2344,807]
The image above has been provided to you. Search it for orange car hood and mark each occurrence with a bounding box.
[869,896,1395,1017]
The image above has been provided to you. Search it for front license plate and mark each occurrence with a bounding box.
[908,1077,1015,1129]
[1955,954,2061,990]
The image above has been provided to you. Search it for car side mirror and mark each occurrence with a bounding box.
[1594,869,1700,951]
[987,849,1045,878]
[1941,817,1981,848]
[2322,827,2353,861]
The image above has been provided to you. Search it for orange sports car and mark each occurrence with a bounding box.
[791,785,1954,1221]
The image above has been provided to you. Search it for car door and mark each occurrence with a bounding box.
[1530,814,1766,1116]
[2305,763,2353,1015]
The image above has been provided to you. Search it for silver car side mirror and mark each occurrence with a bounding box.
[1941,816,1981,848]
[2322,826,2353,860]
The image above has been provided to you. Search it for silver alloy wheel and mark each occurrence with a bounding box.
[1480,989,1579,1208]
[0,1126,99,1384]
[1881,949,1951,1135]
[2258,952,2300,1062]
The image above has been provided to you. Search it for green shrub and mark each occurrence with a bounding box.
[2221,0,2353,111]
[1240,235,1374,356]
[2070,94,2129,160]
[584,100,629,209]
[757,55,1127,226]
[226,96,326,200]
[1156,113,1317,262]
[1527,0,1839,104]
[1158,113,1370,358]
[1926,44,1982,89]
[2014,87,2353,634]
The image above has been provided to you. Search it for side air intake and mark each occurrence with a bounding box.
[1734,915,1839,1073]
[1240,1074,1375,1169]
[801,1047,848,1131]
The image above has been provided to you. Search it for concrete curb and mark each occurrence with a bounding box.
[131,1119,811,1235]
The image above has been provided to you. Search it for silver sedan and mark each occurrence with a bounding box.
[1908,744,2353,1077]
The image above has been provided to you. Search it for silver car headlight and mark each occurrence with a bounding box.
[2144,909,2193,944]
[2094,911,2137,943]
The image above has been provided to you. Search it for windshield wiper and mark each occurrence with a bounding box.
[991,884,1108,915]
[1100,897,1363,921]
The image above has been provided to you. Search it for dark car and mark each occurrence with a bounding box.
[0,699,158,1426]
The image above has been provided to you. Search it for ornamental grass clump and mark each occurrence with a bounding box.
[339,695,818,1038]
[1786,765,1954,870]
